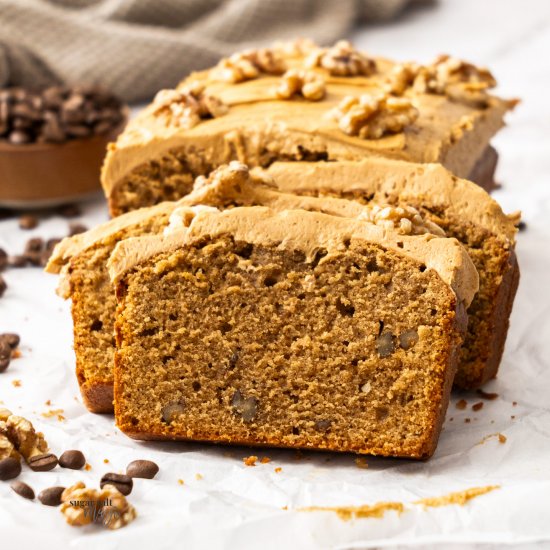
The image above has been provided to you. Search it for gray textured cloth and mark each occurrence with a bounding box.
[0,0,425,103]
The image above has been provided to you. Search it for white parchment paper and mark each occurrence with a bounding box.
[1,0,550,547]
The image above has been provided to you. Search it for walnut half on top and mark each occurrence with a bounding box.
[329,92,419,139]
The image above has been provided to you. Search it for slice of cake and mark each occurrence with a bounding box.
[109,207,478,458]
[264,159,519,388]
[46,163,444,413]
[101,39,517,216]
[45,203,179,412]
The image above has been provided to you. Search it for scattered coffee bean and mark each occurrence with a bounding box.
[0,274,6,298]
[0,248,7,271]
[100,472,133,496]
[0,457,22,480]
[18,214,38,230]
[68,222,88,237]
[11,480,35,500]
[28,452,58,472]
[518,220,527,231]
[38,485,65,506]
[126,460,159,479]
[58,449,86,470]
[57,203,81,218]
[0,340,11,372]
[0,333,20,349]
[24,237,44,254]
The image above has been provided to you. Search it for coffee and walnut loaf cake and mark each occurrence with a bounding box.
[46,162,444,413]
[264,159,519,388]
[101,39,517,216]
[109,207,478,458]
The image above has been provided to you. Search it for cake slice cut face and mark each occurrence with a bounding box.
[101,40,516,216]
[109,207,477,458]
[265,159,519,388]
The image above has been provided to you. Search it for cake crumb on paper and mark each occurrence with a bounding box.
[456,399,467,410]
[477,432,507,446]
[12,379,21,387]
[274,467,282,473]
[243,455,258,467]
[260,456,271,464]
[414,485,500,508]
[300,501,404,521]
[476,389,499,400]
[195,473,203,480]
[472,402,484,411]
[178,479,184,485]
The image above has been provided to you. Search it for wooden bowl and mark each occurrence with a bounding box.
[0,116,127,208]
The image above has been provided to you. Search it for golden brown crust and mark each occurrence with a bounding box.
[80,381,114,414]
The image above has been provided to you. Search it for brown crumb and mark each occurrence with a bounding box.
[11,349,21,359]
[464,418,471,423]
[103,458,109,464]
[44,400,52,406]
[476,389,499,400]
[84,463,92,471]
[195,473,203,480]
[11,379,21,387]
[282,505,288,510]
[477,432,507,446]
[448,417,454,421]
[243,455,258,467]
[260,456,271,464]
[511,415,515,419]
[300,501,404,520]
[512,401,517,406]
[177,479,184,485]
[472,402,484,412]
[414,485,500,508]
[274,467,282,473]
[498,434,507,444]
[354,457,369,469]
[41,408,64,419]
[456,399,467,410]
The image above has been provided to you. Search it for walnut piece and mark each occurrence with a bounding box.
[413,55,496,107]
[329,92,419,139]
[153,83,228,129]
[275,69,326,101]
[384,63,420,95]
[0,433,20,460]
[212,48,286,83]
[306,40,376,77]
[358,203,445,236]
[61,481,136,530]
[0,408,48,462]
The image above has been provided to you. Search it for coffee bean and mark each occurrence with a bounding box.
[18,215,38,230]
[0,275,6,299]
[24,237,43,253]
[0,248,7,271]
[59,449,86,470]
[100,473,133,496]
[0,333,20,349]
[11,481,35,500]
[8,255,29,268]
[126,460,159,479]
[0,339,11,372]
[0,457,21,480]
[38,486,65,506]
[57,203,81,218]
[68,223,88,236]
[28,453,58,472]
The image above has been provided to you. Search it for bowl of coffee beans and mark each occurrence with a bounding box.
[0,85,127,207]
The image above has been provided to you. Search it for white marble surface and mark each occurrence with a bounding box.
[2,0,550,548]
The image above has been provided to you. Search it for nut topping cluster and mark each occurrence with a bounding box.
[212,48,286,83]
[0,407,48,462]
[329,92,419,139]
[275,69,326,101]
[306,40,376,77]
[153,82,228,129]
[358,204,445,236]
[60,481,136,530]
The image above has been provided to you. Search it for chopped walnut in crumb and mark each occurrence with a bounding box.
[153,83,228,129]
[306,40,376,77]
[384,63,421,95]
[60,482,136,530]
[413,55,496,107]
[212,48,286,83]
[276,69,326,101]
[0,408,48,461]
[357,203,444,236]
[329,92,418,139]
